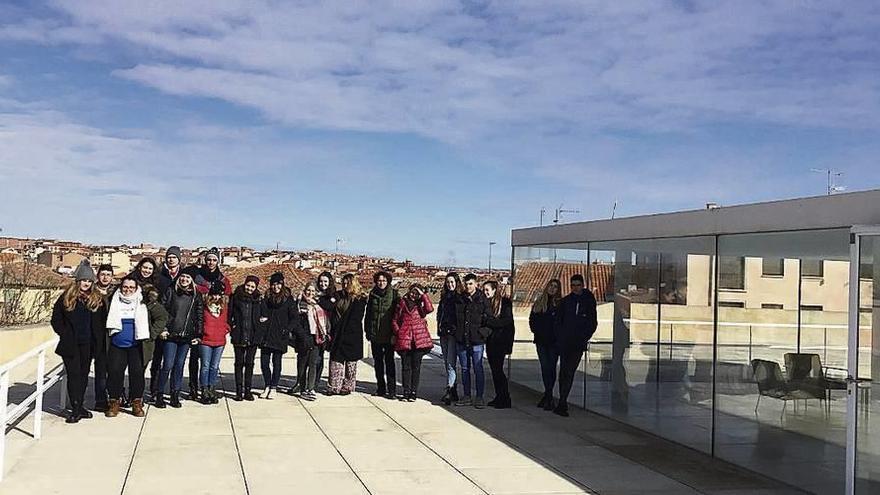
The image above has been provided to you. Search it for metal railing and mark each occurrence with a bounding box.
[1,337,65,482]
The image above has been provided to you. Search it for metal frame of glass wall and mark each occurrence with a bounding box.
[509,190,880,495]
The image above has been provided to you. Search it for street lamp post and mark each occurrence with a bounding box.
[488,241,497,275]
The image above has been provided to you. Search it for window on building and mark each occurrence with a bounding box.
[718,301,745,308]
[762,257,784,277]
[761,303,784,310]
[718,256,745,290]
[801,259,824,278]
[800,304,824,312]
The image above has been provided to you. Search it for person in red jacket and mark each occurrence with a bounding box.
[199,281,230,404]
[392,284,434,402]
[189,247,231,400]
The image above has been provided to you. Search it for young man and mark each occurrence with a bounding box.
[553,274,598,417]
[454,273,491,409]
[91,263,115,411]
[364,271,399,398]
[149,245,182,400]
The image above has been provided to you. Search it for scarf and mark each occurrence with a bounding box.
[207,301,222,318]
[307,302,330,344]
[106,287,150,340]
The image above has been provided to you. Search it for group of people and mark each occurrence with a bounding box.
[50,246,598,424]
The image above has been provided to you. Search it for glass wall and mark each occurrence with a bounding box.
[510,228,852,494]
[857,235,880,493]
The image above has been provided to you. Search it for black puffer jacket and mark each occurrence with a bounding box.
[257,289,297,353]
[164,287,204,342]
[454,291,491,346]
[555,291,598,352]
[229,285,262,347]
[50,296,106,357]
[529,301,559,346]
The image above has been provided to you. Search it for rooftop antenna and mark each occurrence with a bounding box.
[539,207,546,226]
[811,168,845,195]
[553,204,580,225]
[611,200,618,220]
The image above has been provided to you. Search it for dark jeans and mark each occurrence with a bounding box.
[159,340,190,393]
[295,346,320,392]
[61,343,92,409]
[535,343,559,397]
[92,337,108,405]
[398,349,428,395]
[558,350,584,407]
[315,347,325,387]
[234,345,257,391]
[108,343,145,400]
[188,344,200,390]
[457,344,485,398]
[487,350,509,402]
[149,339,165,393]
[371,342,396,393]
[260,348,283,388]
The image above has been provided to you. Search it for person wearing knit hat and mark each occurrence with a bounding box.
[72,259,96,282]
[256,271,294,399]
[230,275,263,401]
[150,247,181,401]
[245,275,260,287]
[51,260,105,423]
[269,271,284,285]
[199,280,230,405]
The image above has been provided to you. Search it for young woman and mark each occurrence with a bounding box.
[327,273,367,395]
[365,271,399,398]
[140,283,170,405]
[105,276,153,418]
[314,271,336,388]
[129,257,160,288]
[293,283,331,401]
[257,272,295,399]
[529,279,562,410]
[437,272,462,405]
[392,284,434,401]
[229,275,262,401]
[157,267,204,408]
[484,281,515,409]
[189,248,231,401]
[200,281,230,405]
[50,260,104,423]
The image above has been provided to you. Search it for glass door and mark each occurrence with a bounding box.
[849,227,880,494]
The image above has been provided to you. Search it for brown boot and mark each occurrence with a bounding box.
[132,398,145,418]
[106,399,120,418]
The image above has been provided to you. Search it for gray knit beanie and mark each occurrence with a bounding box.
[72,260,97,282]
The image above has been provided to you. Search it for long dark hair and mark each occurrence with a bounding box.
[317,271,336,296]
[130,257,159,286]
[483,280,503,317]
[441,272,463,299]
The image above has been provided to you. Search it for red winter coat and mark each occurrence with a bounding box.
[392,294,434,352]
[202,305,230,347]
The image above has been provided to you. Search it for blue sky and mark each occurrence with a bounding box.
[1,1,879,268]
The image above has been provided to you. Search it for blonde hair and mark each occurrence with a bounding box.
[531,279,562,314]
[62,281,103,313]
[341,273,365,299]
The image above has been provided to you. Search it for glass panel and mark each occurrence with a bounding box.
[715,229,850,494]
[586,240,660,436]
[856,235,880,492]
[510,244,588,406]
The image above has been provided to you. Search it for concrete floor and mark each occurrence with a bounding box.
[2,352,800,495]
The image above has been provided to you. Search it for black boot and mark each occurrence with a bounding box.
[544,397,556,412]
[235,385,244,402]
[441,387,452,406]
[244,388,255,401]
[189,384,199,401]
[154,392,166,409]
[200,387,211,405]
[170,391,182,408]
[65,403,81,424]
[210,386,220,404]
[77,405,94,419]
[450,386,460,403]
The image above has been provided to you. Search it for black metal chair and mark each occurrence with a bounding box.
[751,359,823,419]
[784,353,841,415]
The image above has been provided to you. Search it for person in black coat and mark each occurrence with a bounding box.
[50,260,105,423]
[91,263,115,412]
[453,273,491,408]
[256,272,296,399]
[553,274,598,417]
[156,266,204,408]
[484,281,515,409]
[128,257,160,288]
[327,273,367,395]
[229,276,262,401]
[437,272,463,405]
[529,278,562,411]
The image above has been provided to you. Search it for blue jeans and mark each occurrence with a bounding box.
[159,340,190,393]
[199,345,225,387]
[535,343,559,397]
[440,335,457,388]
[457,344,485,398]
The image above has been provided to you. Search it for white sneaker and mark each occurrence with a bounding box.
[263,387,273,399]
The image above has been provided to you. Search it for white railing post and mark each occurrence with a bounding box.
[33,350,46,440]
[1,370,10,483]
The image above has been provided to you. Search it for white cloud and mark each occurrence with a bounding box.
[1,1,877,142]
